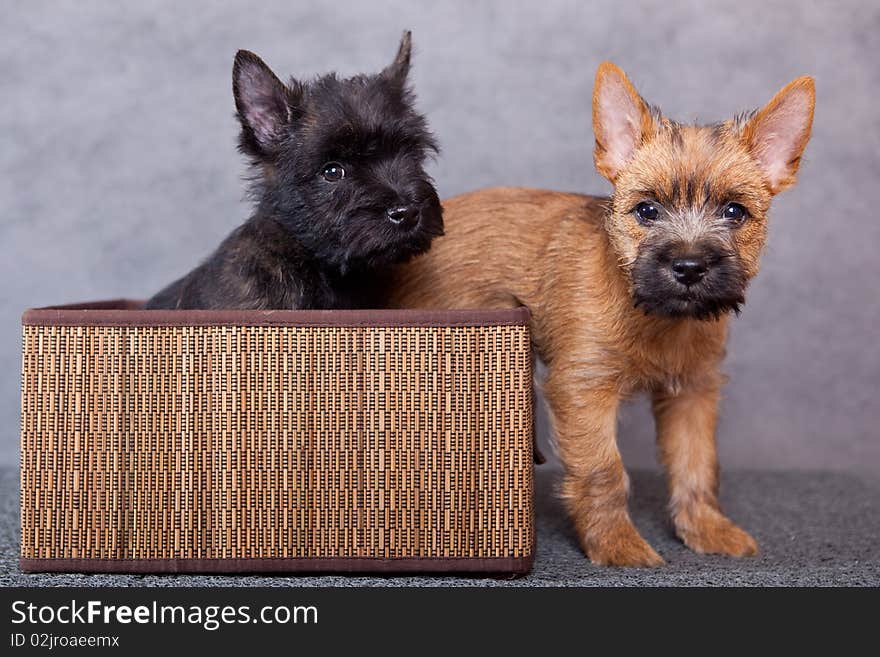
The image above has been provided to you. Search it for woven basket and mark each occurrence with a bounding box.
[20,300,534,574]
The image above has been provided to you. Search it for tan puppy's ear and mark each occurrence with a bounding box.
[742,77,815,194]
[592,62,656,182]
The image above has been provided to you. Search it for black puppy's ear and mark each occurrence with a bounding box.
[382,30,412,85]
[233,50,291,157]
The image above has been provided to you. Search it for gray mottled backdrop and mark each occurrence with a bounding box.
[1,1,878,472]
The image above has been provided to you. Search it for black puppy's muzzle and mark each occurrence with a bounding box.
[386,205,419,226]
[385,196,443,235]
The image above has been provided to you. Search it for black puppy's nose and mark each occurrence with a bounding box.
[386,206,418,226]
[671,257,708,286]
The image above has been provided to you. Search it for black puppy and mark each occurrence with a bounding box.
[146,31,442,310]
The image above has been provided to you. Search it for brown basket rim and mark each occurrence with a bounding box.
[22,299,531,328]
[20,555,534,575]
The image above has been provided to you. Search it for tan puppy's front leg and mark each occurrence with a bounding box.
[545,368,664,567]
[652,377,758,557]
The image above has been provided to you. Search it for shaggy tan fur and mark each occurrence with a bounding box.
[389,64,814,566]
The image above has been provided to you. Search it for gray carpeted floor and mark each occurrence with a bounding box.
[2,466,878,587]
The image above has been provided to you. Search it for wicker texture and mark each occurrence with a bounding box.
[21,322,533,565]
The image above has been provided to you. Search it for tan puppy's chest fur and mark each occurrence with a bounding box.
[389,63,814,566]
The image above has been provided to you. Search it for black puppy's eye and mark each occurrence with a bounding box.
[722,202,747,224]
[634,202,660,225]
[321,162,345,182]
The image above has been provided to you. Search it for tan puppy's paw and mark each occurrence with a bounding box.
[676,507,758,557]
[584,520,666,567]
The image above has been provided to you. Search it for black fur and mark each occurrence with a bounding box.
[631,238,746,320]
[146,31,443,310]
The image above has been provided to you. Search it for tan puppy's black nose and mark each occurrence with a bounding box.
[671,257,708,286]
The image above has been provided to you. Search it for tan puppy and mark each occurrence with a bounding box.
[388,63,815,566]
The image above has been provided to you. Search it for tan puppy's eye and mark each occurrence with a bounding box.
[634,201,659,225]
[722,202,748,225]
